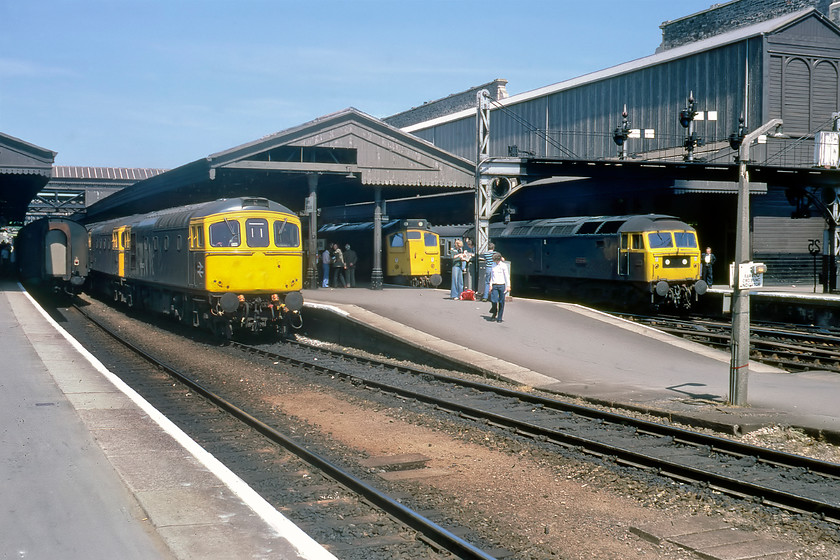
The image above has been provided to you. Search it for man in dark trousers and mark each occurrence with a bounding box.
[702,247,716,286]
[343,244,358,287]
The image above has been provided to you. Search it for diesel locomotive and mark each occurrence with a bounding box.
[488,214,707,310]
[87,197,305,338]
[16,217,89,294]
[318,219,442,287]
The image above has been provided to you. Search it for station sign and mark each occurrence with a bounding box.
[729,262,767,289]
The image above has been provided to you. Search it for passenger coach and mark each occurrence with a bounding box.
[87,197,304,338]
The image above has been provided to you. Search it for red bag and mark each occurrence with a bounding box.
[459,289,475,301]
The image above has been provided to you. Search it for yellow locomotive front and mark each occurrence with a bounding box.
[191,205,304,334]
[386,219,442,287]
[637,225,707,308]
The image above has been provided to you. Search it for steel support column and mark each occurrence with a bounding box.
[371,187,383,290]
[305,174,319,289]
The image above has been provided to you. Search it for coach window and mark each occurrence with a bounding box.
[177,235,182,251]
[209,219,240,247]
[245,218,269,248]
[273,219,300,248]
[164,236,170,251]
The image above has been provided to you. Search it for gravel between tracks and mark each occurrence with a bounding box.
[77,296,840,560]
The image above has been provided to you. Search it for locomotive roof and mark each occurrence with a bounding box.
[86,197,295,231]
[491,214,695,237]
[319,218,433,234]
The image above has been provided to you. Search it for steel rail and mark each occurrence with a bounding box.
[237,339,840,523]
[75,306,499,560]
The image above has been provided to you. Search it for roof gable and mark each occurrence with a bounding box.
[210,108,474,188]
[0,132,55,176]
[767,11,840,53]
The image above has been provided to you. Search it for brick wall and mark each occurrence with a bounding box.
[659,0,835,50]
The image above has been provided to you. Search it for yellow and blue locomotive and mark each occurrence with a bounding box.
[87,197,304,337]
[489,214,707,310]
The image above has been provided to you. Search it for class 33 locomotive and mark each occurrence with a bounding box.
[87,197,304,338]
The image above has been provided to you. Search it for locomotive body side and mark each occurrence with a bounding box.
[87,197,304,337]
[489,214,706,310]
[16,217,89,294]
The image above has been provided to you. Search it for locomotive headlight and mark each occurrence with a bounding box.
[681,258,688,265]
[664,259,671,266]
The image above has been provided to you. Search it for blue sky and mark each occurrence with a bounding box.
[1,1,714,169]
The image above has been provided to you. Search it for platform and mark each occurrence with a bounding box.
[301,285,840,440]
[0,281,336,560]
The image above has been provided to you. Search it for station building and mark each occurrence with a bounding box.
[383,2,840,287]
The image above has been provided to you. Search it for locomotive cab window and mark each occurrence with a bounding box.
[674,231,697,248]
[632,234,643,249]
[406,231,421,241]
[273,219,300,248]
[424,232,437,247]
[390,233,404,247]
[647,231,673,248]
[245,218,269,248]
[189,225,204,249]
[209,219,241,247]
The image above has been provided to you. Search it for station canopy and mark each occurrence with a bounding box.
[0,132,56,225]
[82,108,476,223]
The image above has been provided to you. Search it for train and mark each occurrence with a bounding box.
[318,219,442,287]
[15,217,89,295]
[86,197,305,338]
[436,214,707,310]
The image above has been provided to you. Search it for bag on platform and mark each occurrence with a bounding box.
[459,289,475,301]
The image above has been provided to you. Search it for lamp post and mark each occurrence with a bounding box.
[612,105,631,160]
[729,118,783,405]
[680,92,701,162]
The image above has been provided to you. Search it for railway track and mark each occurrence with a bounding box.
[69,303,503,560]
[239,336,840,525]
[617,314,840,373]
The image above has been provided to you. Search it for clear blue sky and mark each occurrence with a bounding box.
[1,1,714,169]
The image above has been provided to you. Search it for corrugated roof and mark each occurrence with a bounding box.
[403,8,817,133]
[51,166,168,181]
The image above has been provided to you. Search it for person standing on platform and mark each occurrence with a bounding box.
[463,237,476,291]
[480,242,495,301]
[321,246,332,288]
[702,247,716,287]
[488,252,511,323]
[343,244,357,287]
[449,239,466,299]
[331,243,346,288]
